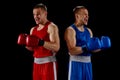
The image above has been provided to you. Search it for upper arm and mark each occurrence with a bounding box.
[48,23,60,44]
[64,27,76,50]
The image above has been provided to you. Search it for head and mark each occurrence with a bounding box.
[73,6,89,25]
[33,3,48,24]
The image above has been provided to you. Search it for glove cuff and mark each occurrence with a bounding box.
[38,39,45,46]
[81,45,87,52]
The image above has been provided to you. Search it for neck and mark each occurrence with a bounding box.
[74,22,83,28]
[74,23,85,32]
[41,18,49,25]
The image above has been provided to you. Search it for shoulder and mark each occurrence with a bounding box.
[64,26,76,40]
[48,22,58,30]
[47,22,59,34]
[66,26,75,33]
[86,27,91,32]
[65,26,75,35]
[49,22,58,28]
[30,26,36,35]
[86,27,93,37]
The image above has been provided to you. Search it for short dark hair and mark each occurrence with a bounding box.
[73,6,86,14]
[33,3,47,11]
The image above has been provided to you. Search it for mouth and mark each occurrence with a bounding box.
[84,19,88,22]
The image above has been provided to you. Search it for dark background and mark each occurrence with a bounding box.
[2,0,118,80]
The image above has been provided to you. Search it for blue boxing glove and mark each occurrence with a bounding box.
[100,36,111,49]
[87,37,102,51]
[82,37,102,52]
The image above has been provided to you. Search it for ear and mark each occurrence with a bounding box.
[45,11,47,16]
[75,14,77,18]
[75,14,79,19]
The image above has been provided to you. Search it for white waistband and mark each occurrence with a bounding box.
[70,55,91,63]
[34,56,56,64]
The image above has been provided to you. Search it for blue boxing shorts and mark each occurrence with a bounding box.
[68,55,93,80]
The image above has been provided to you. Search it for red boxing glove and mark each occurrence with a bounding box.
[26,35,44,47]
[17,33,27,45]
[26,35,39,47]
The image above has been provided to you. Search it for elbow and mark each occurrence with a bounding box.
[55,48,59,52]
[68,48,75,55]
[68,47,83,55]
[56,45,60,52]
[69,50,76,55]
[54,44,60,52]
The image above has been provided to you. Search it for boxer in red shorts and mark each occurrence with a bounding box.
[17,3,60,80]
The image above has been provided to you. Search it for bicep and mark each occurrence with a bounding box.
[48,25,59,43]
[64,28,76,49]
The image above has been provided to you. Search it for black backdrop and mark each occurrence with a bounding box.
[2,0,118,80]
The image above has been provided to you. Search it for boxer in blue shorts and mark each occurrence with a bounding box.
[64,6,111,80]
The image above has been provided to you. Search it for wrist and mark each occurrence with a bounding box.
[38,39,44,46]
[81,45,87,52]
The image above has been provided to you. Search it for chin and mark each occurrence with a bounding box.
[84,23,88,25]
[86,22,88,25]
[35,22,39,24]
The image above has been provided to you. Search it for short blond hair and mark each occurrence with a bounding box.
[73,6,86,14]
[33,3,47,11]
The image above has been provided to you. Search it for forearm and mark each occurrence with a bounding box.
[25,46,34,51]
[43,41,60,52]
[69,46,83,55]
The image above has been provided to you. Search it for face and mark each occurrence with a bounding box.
[76,8,89,25]
[33,8,47,24]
